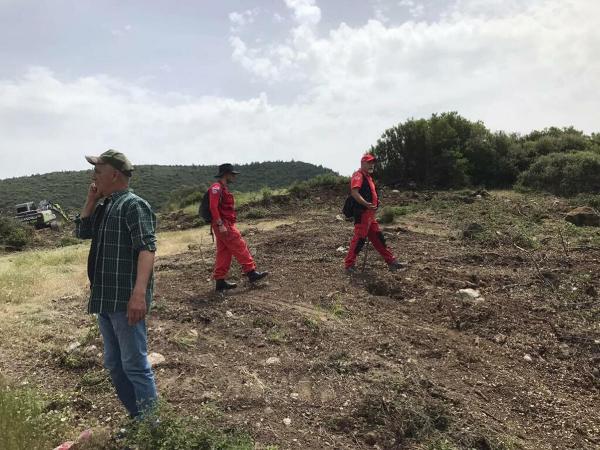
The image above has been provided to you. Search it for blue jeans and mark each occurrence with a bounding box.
[97,312,158,418]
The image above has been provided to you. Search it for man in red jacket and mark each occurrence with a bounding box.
[209,163,268,292]
[345,154,402,274]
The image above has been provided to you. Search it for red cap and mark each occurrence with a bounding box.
[361,153,376,163]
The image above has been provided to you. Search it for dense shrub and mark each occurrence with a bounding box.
[0,217,33,250]
[289,174,349,198]
[371,113,599,193]
[517,151,600,196]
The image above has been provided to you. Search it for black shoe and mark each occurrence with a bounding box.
[388,261,405,272]
[247,270,268,283]
[216,279,238,292]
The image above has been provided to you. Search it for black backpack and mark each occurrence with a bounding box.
[198,187,222,224]
[342,176,372,219]
[342,196,357,219]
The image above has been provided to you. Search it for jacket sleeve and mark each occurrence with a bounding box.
[209,184,222,223]
[125,199,157,252]
[350,171,363,190]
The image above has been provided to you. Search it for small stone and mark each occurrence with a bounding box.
[523,354,533,363]
[457,288,484,303]
[283,417,292,426]
[83,345,97,356]
[335,214,345,221]
[558,343,570,358]
[336,246,348,253]
[494,334,507,344]
[67,342,81,353]
[226,311,234,318]
[148,352,166,367]
[266,356,281,365]
[290,392,299,400]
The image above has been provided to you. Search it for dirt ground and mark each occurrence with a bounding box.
[1,189,600,449]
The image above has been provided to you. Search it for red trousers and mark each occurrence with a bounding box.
[345,210,396,268]
[213,222,256,279]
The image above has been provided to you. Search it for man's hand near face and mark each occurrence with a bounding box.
[82,183,103,218]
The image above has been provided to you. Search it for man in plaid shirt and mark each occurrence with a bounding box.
[75,149,158,418]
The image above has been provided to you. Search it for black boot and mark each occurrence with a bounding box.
[216,279,237,292]
[247,270,268,283]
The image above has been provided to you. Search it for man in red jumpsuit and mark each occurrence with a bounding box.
[209,163,268,291]
[345,154,402,274]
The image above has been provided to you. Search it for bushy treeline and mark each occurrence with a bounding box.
[371,112,600,196]
[0,161,335,213]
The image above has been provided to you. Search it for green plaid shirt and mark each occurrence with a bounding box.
[75,189,157,314]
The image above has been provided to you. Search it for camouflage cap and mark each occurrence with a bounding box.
[85,149,134,176]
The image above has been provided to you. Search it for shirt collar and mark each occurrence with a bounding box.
[107,189,131,201]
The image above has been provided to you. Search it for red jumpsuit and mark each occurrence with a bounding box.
[209,181,256,279]
[344,170,396,269]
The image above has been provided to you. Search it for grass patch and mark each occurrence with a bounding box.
[0,245,88,305]
[243,208,270,220]
[125,401,254,450]
[319,292,348,318]
[0,378,67,450]
[169,329,198,350]
[379,206,411,224]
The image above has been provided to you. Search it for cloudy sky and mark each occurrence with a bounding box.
[0,0,598,179]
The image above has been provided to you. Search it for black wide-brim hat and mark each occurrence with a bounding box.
[215,163,240,178]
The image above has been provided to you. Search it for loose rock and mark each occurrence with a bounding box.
[457,288,484,303]
[148,352,166,367]
[66,342,81,353]
[565,207,600,227]
[266,356,281,365]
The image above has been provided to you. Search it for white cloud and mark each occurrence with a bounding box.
[372,0,391,23]
[284,0,321,27]
[1,0,599,180]
[228,8,259,33]
[398,0,424,18]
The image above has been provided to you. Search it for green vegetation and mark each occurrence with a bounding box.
[289,174,349,199]
[0,378,66,450]
[517,151,600,196]
[371,112,600,194]
[379,206,411,224]
[0,217,34,250]
[125,401,254,450]
[0,161,335,213]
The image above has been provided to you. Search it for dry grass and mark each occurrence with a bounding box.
[156,219,296,257]
[0,244,88,306]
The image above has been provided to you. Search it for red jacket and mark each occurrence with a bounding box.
[350,169,378,206]
[209,181,236,224]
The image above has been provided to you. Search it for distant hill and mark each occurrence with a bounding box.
[0,161,335,213]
